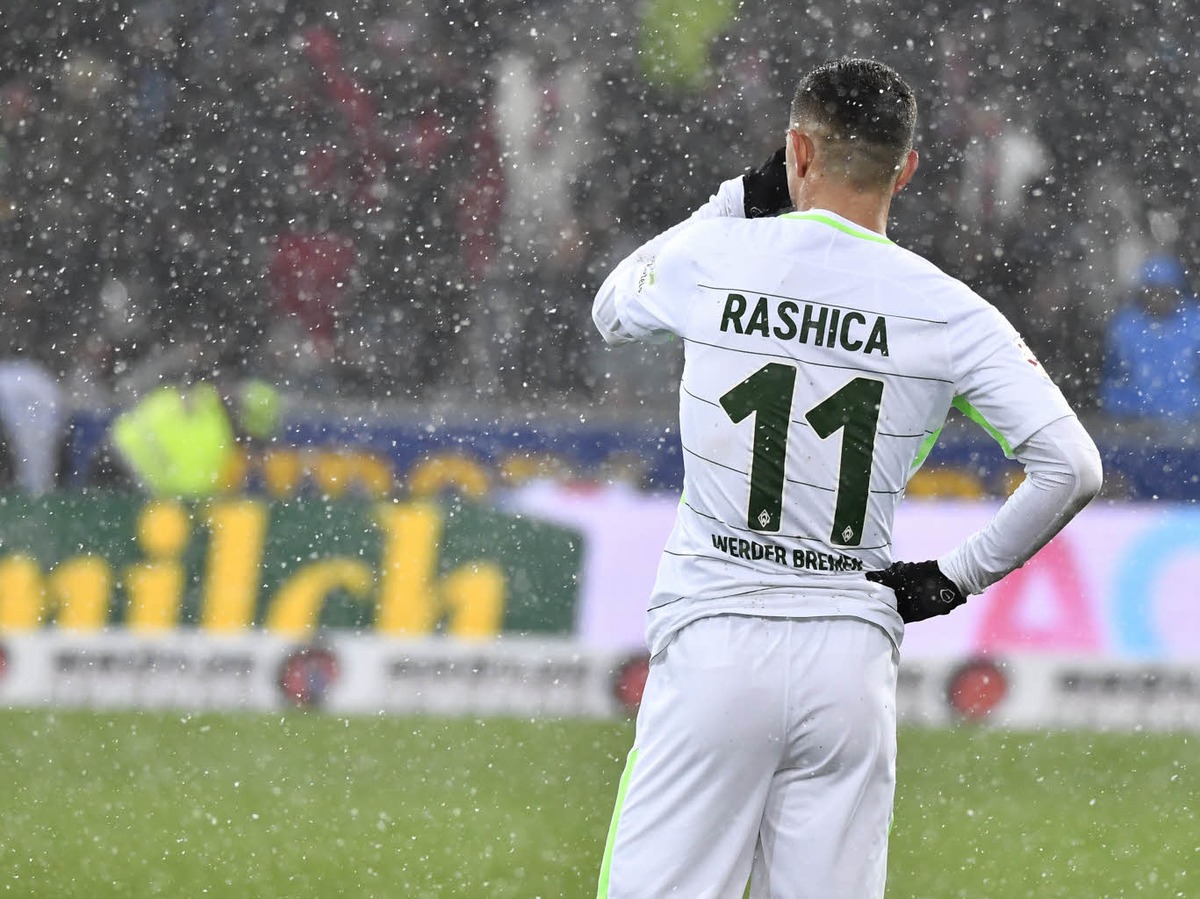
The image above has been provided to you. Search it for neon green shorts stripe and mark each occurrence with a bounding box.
[596,747,640,898]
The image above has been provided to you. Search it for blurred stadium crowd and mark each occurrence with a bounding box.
[0,0,1198,479]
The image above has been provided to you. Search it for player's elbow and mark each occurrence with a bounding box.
[1074,439,1104,506]
[1029,416,1103,510]
[592,305,635,345]
[1059,434,1103,511]
[1022,415,1104,508]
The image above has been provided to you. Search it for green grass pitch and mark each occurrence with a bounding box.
[0,709,1194,897]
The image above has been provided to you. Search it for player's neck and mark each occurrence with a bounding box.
[793,185,893,237]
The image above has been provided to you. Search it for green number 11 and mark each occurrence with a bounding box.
[719,364,883,546]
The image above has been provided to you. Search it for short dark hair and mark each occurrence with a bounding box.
[790,58,917,190]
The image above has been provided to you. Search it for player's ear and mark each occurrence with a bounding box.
[893,149,919,194]
[787,127,814,177]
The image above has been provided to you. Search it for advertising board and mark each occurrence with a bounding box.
[506,484,1200,660]
[0,494,581,638]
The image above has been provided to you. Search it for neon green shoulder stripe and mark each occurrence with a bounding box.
[910,398,1014,474]
[781,211,893,245]
[952,396,1014,459]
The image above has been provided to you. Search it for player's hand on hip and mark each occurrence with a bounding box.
[866,560,967,623]
[742,147,792,218]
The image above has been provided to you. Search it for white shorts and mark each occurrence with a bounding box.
[597,615,899,899]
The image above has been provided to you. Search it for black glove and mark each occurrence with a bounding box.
[742,147,791,218]
[866,560,968,623]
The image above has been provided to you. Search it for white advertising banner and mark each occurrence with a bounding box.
[505,485,1200,661]
[0,631,637,720]
[2,633,1198,732]
[898,655,1200,731]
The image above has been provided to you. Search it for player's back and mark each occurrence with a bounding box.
[640,209,985,653]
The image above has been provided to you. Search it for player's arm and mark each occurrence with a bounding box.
[592,149,790,345]
[869,416,1102,621]
[938,414,1101,594]
[870,304,1103,622]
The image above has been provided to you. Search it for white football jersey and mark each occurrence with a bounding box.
[594,201,1076,655]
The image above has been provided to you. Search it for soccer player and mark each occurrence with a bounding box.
[591,58,1102,898]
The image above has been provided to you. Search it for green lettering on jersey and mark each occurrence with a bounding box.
[744,297,771,337]
[774,301,799,340]
[826,308,842,348]
[839,311,867,351]
[864,317,889,356]
[799,304,828,346]
[806,376,885,546]
[719,363,797,532]
[720,293,747,333]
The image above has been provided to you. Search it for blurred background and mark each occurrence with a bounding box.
[0,2,1198,895]
[0,0,1196,429]
[0,0,1198,720]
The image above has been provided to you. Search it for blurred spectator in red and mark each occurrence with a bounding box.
[268,226,358,362]
[299,25,386,210]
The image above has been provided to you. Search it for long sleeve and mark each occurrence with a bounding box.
[938,415,1103,595]
[592,177,745,345]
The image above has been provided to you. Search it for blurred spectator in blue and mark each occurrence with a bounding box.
[1100,255,1200,420]
[0,276,66,495]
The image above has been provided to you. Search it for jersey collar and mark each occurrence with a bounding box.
[780,209,893,245]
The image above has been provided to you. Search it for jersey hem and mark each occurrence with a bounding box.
[646,601,904,658]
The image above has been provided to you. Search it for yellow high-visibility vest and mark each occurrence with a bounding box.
[111,384,235,497]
